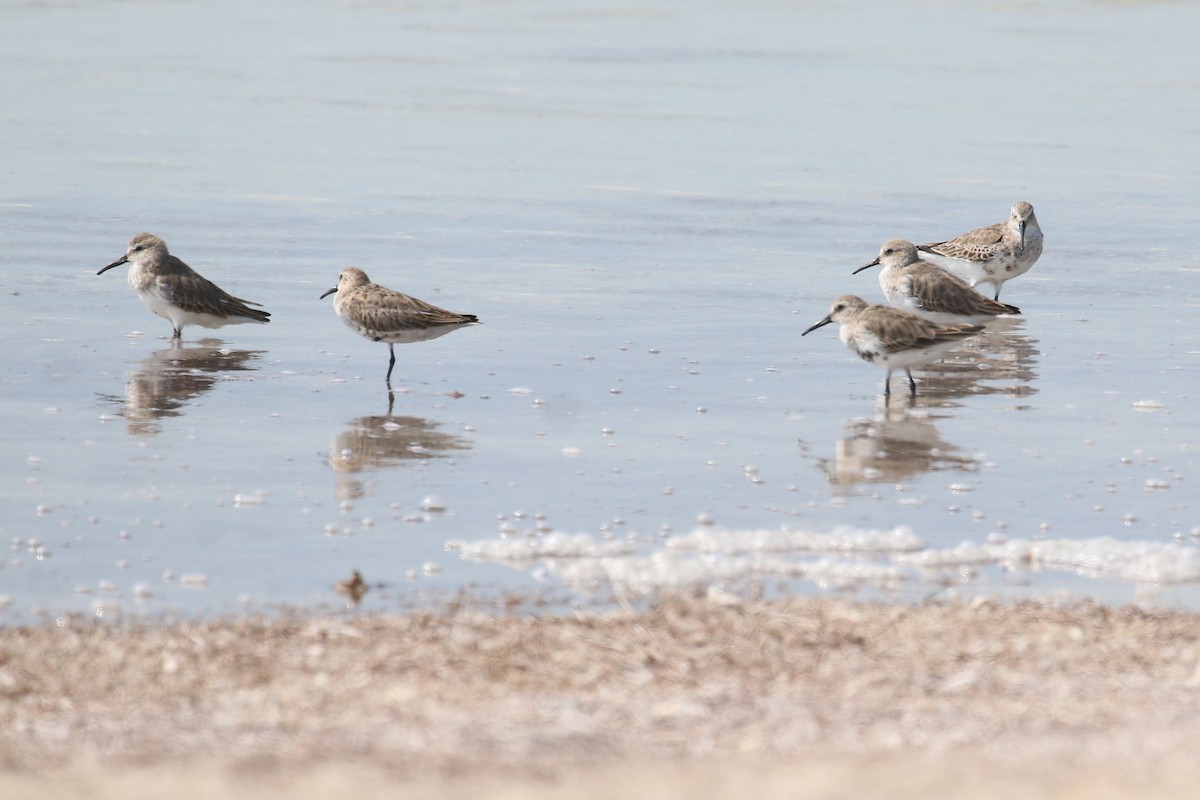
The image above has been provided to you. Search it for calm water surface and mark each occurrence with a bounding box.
[2,0,1198,621]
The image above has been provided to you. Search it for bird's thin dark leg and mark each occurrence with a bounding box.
[906,368,917,396]
[385,344,396,385]
[172,327,182,339]
[883,370,892,397]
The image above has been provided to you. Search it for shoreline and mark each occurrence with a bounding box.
[3,596,1200,797]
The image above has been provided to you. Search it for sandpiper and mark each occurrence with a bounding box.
[98,233,270,339]
[802,295,983,396]
[916,201,1043,301]
[853,238,1019,324]
[321,267,479,386]
[335,570,368,605]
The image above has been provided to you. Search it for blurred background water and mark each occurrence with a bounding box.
[1,0,1198,621]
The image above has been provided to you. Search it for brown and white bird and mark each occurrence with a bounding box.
[916,201,1043,301]
[853,238,1019,325]
[802,294,982,396]
[321,267,478,386]
[98,233,270,339]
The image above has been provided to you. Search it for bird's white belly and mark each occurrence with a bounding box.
[136,283,189,328]
[848,327,965,371]
[876,339,966,371]
[136,282,245,330]
[883,290,926,316]
[917,252,994,287]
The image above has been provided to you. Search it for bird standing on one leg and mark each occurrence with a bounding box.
[321,267,478,388]
[98,232,270,339]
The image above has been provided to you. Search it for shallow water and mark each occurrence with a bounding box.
[2,0,1199,621]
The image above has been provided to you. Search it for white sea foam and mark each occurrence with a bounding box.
[665,525,924,554]
[756,556,908,587]
[894,537,1200,584]
[456,527,1200,598]
[556,552,754,593]
[450,532,637,561]
[555,551,906,595]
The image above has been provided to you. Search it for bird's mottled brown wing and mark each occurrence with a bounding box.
[919,221,1007,261]
[905,267,1019,317]
[358,286,478,331]
[157,272,270,323]
[872,306,982,355]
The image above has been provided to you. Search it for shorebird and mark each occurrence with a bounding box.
[335,570,368,605]
[802,294,983,396]
[853,238,1020,324]
[97,233,270,339]
[916,201,1043,301]
[321,267,478,386]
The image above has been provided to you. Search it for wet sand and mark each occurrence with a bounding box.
[3,597,1200,798]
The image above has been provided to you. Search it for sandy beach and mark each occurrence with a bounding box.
[3,597,1200,798]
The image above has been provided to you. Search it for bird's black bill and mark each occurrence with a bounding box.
[851,258,880,275]
[801,316,833,336]
[319,287,337,299]
[97,255,128,275]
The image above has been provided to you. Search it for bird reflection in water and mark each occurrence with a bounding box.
[819,321,1040,488]
[102,340,264,435]
[820,395,978,489]
[330,395,472,499]
[909,317,1039,403]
